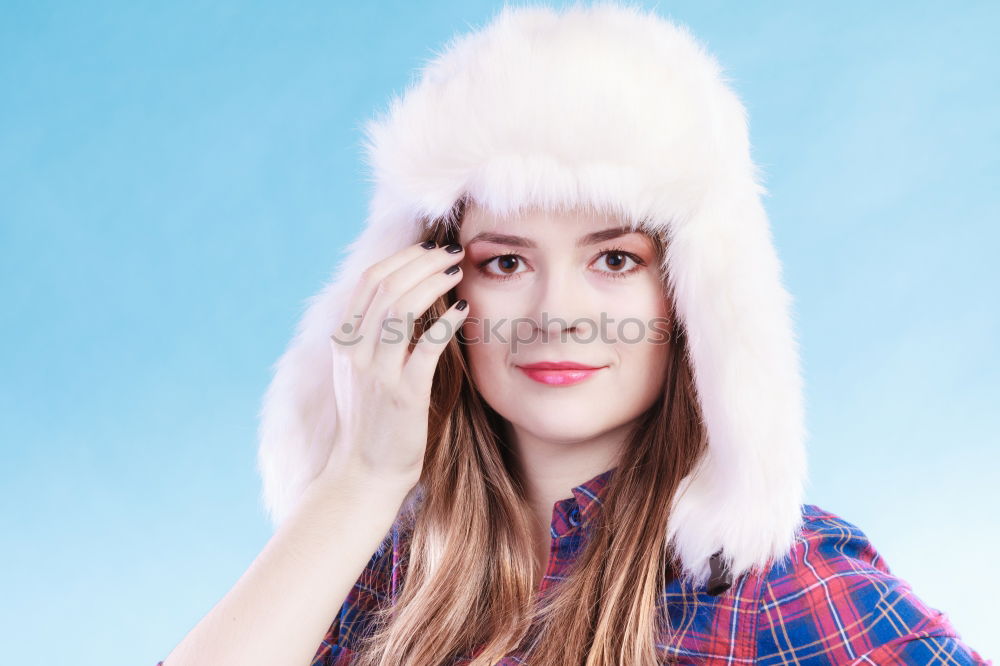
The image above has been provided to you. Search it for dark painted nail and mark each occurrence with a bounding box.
[444,263,461,275]
[455,299,468,311]
[420,240,436,250]
[444,243,463,253]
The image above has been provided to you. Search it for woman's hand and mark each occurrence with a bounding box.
[320,239,468,490]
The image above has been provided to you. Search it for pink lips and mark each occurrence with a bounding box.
[516,361,608,386]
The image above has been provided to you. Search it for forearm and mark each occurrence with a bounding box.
[160,466,413,666]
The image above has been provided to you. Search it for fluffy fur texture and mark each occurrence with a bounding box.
[257,1,808,588]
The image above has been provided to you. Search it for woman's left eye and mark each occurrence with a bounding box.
[591,249,645,278]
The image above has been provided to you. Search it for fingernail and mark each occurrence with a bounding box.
[444,243,463,253]
[420,240,437,250]
[455,299,468,311]
[444,263,461,275]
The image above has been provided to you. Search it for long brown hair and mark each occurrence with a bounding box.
[350,197,708,665]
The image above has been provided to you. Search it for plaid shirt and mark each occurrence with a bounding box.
[157,468,992,665]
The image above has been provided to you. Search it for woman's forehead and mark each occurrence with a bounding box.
[458,201,641,237]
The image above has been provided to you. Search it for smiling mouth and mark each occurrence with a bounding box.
[516,361,606,370]
[515,363,608,386]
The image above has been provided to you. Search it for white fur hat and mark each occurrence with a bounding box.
[256,1,808,590]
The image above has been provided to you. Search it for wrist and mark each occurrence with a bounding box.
[314,454,419,504]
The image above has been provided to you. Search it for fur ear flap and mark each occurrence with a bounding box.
[658,186,808,588]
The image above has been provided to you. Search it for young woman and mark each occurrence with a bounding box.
[156,3,991,665]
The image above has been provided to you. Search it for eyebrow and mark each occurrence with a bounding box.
[466,225,641,249]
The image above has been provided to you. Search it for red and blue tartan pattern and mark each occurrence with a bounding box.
[754,504,990,665]
[157,468,992,664]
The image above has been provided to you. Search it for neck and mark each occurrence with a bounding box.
[505,420,626,527]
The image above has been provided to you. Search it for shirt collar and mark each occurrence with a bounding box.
[547,465,616,537]
[571,466,616,514]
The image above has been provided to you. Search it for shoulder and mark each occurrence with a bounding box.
[753,504,991,665]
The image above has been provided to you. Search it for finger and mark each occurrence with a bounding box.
[401,298,469,393]
[372,262,466,375]
[354,244,464,365]
[332,240,439,357]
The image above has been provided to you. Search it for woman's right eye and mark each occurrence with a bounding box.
[478,254,530,282]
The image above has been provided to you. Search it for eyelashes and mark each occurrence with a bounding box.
[475,245,647,283]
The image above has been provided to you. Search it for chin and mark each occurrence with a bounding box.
[518,412,613,442]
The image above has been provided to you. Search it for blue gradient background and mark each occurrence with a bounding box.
[1,2,996,664]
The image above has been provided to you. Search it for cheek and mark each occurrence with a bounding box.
[454,275,485,314]
[455,279,521,339]
[455,273,499,302]
[611,334,671,414]
[461,333,510,397]
[600,283,670,337]
[457,303,506,368]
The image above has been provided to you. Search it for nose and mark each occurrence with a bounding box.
[526,265,597,343]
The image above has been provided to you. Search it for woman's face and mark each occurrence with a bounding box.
[454,203,673,447]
